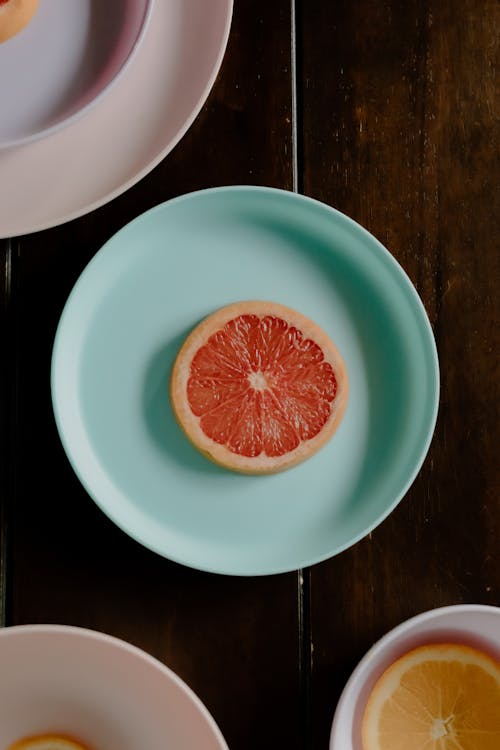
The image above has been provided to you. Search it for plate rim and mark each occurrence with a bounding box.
[0,623,229,750]
[51,185,440,577]
[329,603,500,749]
[0,0,234,238]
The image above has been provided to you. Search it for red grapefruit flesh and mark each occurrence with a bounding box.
[0,0,39,43]
[170,301,349,474]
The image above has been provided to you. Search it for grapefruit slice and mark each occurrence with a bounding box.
[7,736,89,750]
[362,643,500,750]
[0,0,39,44]
[170,301,348,474]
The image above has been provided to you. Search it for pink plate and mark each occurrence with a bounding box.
[0,0,233,237]
[0,624,229,750]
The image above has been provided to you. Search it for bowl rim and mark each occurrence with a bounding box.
[329,603,500,749]
[0,0,154,150]
[0,622,229,750]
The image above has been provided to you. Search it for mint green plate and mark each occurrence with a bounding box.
[51,187,439,576]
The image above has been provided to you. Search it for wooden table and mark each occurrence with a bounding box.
[1,1,498,747]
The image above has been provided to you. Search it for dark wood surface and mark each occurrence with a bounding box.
[1,1,498,748]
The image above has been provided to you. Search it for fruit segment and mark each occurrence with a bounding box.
[362,643,500,750]
[170,301,348,474]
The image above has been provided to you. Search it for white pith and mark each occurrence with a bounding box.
[248,370,269,391]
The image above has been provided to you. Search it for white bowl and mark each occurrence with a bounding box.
[330,604,500,750]
[0,0,153,149]
[0,625,228,750]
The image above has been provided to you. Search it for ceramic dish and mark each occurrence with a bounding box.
[0,0,233,237]
[0,0,152,149]
[0,624,228,750]
[330,604,500,750]
[51,186,439,576]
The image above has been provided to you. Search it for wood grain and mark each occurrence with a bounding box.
[5,3,300,749]
[300,0,499,746]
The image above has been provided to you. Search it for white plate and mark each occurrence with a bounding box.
[0,624,229,750]
[330,604,500,750]
[0,0,233,237]
[0,0,152,148]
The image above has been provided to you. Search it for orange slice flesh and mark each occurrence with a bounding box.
[0,0,39,44]
[170,301,348,473]
[7,736,89,750]
[362,643,500,750]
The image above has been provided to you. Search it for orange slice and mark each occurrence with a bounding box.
[7,736,88,750]
[362,643,500,750]
[0,0,39,44]
[170,301,348,473]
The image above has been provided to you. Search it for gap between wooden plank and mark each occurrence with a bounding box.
[291,0,303,195]
[0,238,17,627]
[292,1,313,747]
[297,567,313,749]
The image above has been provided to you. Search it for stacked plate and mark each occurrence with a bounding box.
[330,604,500,749]
[0,625,228,750]
[0,0,233,237]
